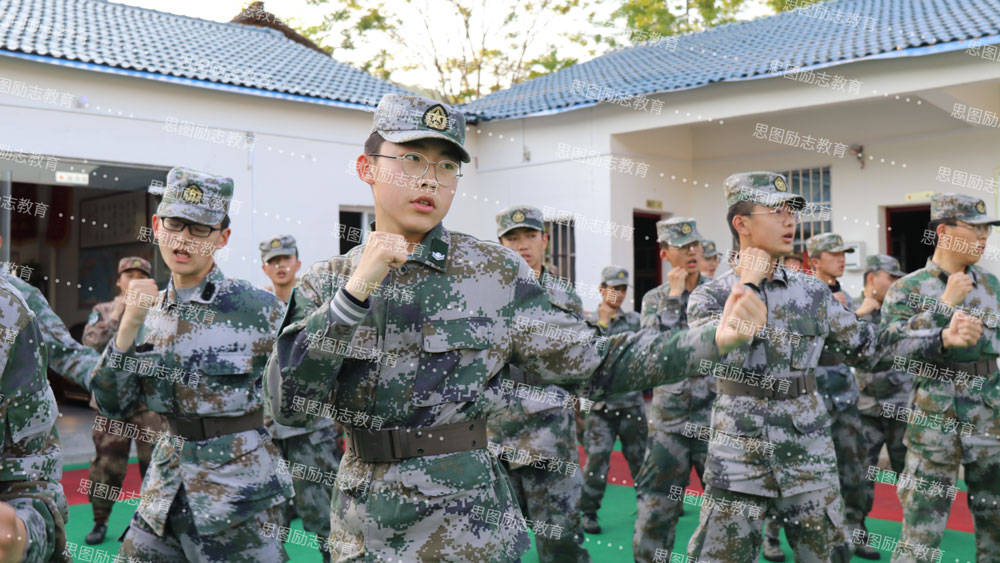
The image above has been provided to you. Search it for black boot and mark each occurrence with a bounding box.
[85,522,107,545]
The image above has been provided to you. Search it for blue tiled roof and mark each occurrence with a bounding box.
[462,0,1000,121]
[0,0,410,108]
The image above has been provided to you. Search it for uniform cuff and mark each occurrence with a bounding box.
[329,288,369,325]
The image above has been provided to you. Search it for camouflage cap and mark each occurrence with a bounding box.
[806,232,855,255]
[372,93,470,163]
[496,205,545,238]
[864,253,905,277]
[930,192,1000,225]
[656,217,704,247]
[724,171,807,210]
[259,234,297,262]
[117,256,151,276]
[154,166,234,226]
[701,240,719,258]
[600,266,630,287]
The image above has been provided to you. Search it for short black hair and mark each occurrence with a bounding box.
[925,218,957,247]
[727,201,756,250]
[220,214,231,230]
[364,131,385,156]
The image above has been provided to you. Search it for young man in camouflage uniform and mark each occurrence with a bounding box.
[684,173,980,563]
[91,167,294,561]
[0,265,70,562]
[579,266,646,535]
[884,193,1000,562]
[260,234,303,305]
[762,232,877,561]
[853,254,907,555]
[82,256,167,545]
[260,234,340,563]
[487,205,589,562]
[700,240,721,279]
[633,217,713,562]
[266,93,766,562]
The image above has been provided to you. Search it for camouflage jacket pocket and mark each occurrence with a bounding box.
[981,374,1000,410]
[414,317,493,406]
[176,352,256,416]
[713,406,764,438]
[790,402,833,435]
[912,384,955,415]
[789,319,824,371]
[399,448,495,497]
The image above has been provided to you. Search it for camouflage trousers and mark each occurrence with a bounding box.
[272,426,339,563]
[763,404,866,542]
[688,485,851,563]
[632,430,707,562]
[579,404,647,515]
[892,444,1000,562]
[504,459,590,563]
[859,408,908,519]
[90,409,166,523]
[119,485,287,562]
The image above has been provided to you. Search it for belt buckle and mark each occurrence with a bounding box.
[351,427,397,463]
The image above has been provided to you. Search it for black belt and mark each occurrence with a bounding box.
[716,373,817,400]
[949,359,995,378]
[346,419,487,463]
[165,409,263,442]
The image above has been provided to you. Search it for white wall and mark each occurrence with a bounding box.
[0,57,376,288]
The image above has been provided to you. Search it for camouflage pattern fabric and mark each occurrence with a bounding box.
[580,310,647,518]
[83,300,122,353]
[372,93,471,163]
[153,166,234,226]
[90,265,294,548]
[882,258,1000,562]
[633,277,714,562]
[856,308,911,521]
[683,265,950,562]
[119,485,286,562]
[488,267,589,562]
[0,276,69,563]
[5,273,99,389]
[259,234,298,263]
[267,221,721,562]
[272,425,339,563]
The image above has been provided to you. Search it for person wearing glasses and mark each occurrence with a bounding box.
[265,93,767,561]
[683,174,980,563]
[762,233,876,561]
[89,167,293,561]
[883,193,1000,563]
[633,217,713,562]
[81,256,167,546]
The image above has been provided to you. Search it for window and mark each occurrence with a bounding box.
[544,219,576,283]
[338,209,375,254]
[781,166,832,252]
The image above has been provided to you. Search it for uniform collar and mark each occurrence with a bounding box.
[926,257,980,287]
[367,220,451,272]
[769,263,791,286]
[165,264,223,305]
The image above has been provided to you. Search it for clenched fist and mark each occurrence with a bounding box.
[941,272,973,308]
[736,247,770,287]
[716,283,768,355]
[667,266,688,297]
[0,502,27,563]
[345,231,412,302]
[121,278,159,327]
[942,310,983,349]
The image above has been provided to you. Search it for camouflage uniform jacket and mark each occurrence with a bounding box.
[881,258,1000,462]
[585,309,643,410]
[90,265,294,536]
[488,267,581,469]
[816,285,861,412]
[855,307,913,417]
[641,277,715,434]
[83,300,120,353]
[267,222,720,560]
[0,277,69,562]
[4,274,99,390]
[687,266,948,497]
[265,300,336,440]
